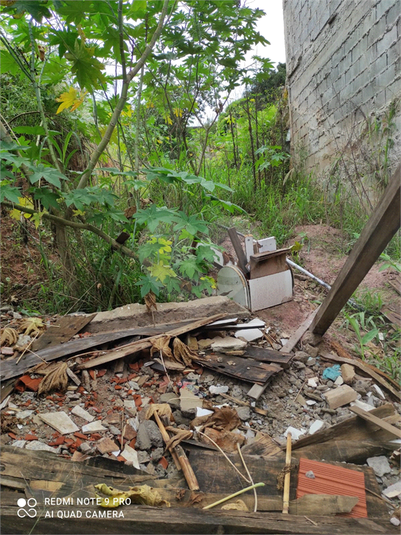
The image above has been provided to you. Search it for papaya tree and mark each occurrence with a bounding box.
[0,0,267,310]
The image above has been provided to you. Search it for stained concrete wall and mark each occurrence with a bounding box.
[283,0,401,192]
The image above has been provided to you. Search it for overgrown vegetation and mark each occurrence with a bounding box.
[0,0,399,328]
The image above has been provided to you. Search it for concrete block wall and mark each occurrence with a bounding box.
[283,0,401,193]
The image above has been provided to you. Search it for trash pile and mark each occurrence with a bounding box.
[1,296,400,533]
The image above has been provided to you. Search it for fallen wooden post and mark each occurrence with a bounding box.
[310,164,401,335]
[349,406,401,439]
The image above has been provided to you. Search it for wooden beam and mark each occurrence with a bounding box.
[349,406,401,438]
[311,165,401,335]
[228,227,249,274]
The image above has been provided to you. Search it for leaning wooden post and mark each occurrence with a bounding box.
[310,165,401,336]
[282,432,292,514]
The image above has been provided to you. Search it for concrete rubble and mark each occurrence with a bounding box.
[0,296,400,532]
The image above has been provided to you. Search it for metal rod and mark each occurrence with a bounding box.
[286,258,362,310]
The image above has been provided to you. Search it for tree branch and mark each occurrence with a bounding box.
[1,201,138,260]
[75,0,169,192]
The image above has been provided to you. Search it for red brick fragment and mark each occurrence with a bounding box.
[48,436,65,446]
[116,456,126,462]
[8,432,17,439]
[158,457,168,469]
[90,433,102,440]
[23,434,38,441]
[97,369,107,378]
[74,432,87,440]
[115,385,122,390]
[129,438,136,448]
[64,438,75,445]
[128,363,139,372]
[15,375,43,393]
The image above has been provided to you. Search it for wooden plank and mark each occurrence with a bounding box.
[247,310,318,399]
[349,406,401,438]
[228,227,249,274]
[32,313,96,351]
[1,505,395,534]
[381,306,401,327]
[0,320,198,381]
[311,164,401,335]
[196,352,282,383]
[77,314,227,370]
[320,350,401,400]
[249,249,290,279]
[241,431,282,458]
[244,346,293,368]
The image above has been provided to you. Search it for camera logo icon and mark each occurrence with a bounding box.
[17,498,37,518]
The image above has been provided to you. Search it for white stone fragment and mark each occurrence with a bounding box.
[383,481,401,499]
[366,456,391,477]
[283,426,305,441]
[350,399,375,412]
[196,407,213,417]
[209,385,229,395]
[121,445,140,470]
[71,405,94,422]
[306,400,316,406]
[372,384,385,399]
[12,440,27,448]
[235,328,264,342]
[334,376,344,386]
[210,336,247,352]
[81,421,107,433]
[40,411,79,435]
[25,441,60,453]
[307,378,318,388]
[309,420,325,435]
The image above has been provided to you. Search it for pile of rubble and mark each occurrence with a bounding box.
[1,297,400,533]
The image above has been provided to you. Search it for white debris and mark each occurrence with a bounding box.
[81,421,107,433]
[307,377,318,388]
[16,410,34,419]
[372,384,385,399]
[334,376,344,386]
[309,420,325,435]
[366,456,391,477]
[121,445,140,470]
[283,426,305,441]
[209,385,229,395]
[350,399,375,412]
[71,405,94,422]
[196,407,213,417]
[383,481,401,499]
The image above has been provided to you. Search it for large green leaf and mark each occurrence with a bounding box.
[0,180,21,203]
[64,40,106,91]
[0,50,20,76]
[6,0,51,22]
[33,187,61,210]
[28,165,68,190]
[133,205,178,233]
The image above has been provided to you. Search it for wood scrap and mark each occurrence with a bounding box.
[247,309,319,399]
[289,494,359,516]
[349,406,401,438]
[77,314,227,370]
[282,432,292,514]
[196,351,282,384]
[228,227,249,274]
[32,313,96,351]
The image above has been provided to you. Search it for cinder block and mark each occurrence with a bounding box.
[376,0,391,20]
[377,25,397,56]
[386,4,400,26]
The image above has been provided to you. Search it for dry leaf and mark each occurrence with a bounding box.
[172,337,197,366]
[38,361,68,395]
[145,403,173,421]
[0,327,18,347]
[221,499,249,511]
[95,484,170,508]
[205,407,241,431]
[200,428,245,453]
[144,291,157,313]
[150,335,173,359]
[19,317,45,336]
[165,429,193,450]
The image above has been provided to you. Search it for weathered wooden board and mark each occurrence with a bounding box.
[247,309,319,399]
[311,164,401,335]
[0,318,223,380]
[32,314,96,351]
[349,406,401,438]
[291,404,400,463]
[195,352,282,383]
[228,227,249,274]
[77,314,227,370]
[244,346,293,368]
[241,431,283,458]
[1,503,396,534]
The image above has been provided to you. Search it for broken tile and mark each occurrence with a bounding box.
[97,437,119,454]
[123,400,138,416]
[180,386,203,415]
[121,445,140,469]
[235,324,264,342]
[40,411,79,435]
[334,376,344,386]
[283,426,305,441]
[383,481,401,499]
[71,405,94,422]
[25,441,60,453]
[196,407,213,418]
[81,421,107,434]
[323,385,358,409]
[210,336,247,353]
[366,456,391,477]
[309,420,324,435]
[12,440,27,448]
[350,399,374,412]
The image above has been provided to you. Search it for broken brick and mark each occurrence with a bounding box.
[133,394,142,407]
[64,438,75,445]
[8,432,17,439]
[115,385,122,390]
[116,456,126,462]
[89,433,102,440]
[129,438,136,448]
[159,457,168,470]
[97,369,107,378]
[48,436,65,446]
[89,370,96,380]
[15,375,43,393]
[24,434,38,441]
[128,363,139,372]
[74,432,87,440]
